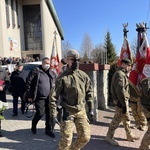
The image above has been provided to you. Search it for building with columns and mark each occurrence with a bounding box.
[0,0,64,60]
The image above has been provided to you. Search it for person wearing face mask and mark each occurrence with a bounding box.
[105,59,140,146]
[49,49,94,150]
[26,57,57,137]
[10,61,29,116]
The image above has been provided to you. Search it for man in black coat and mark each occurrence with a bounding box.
[0,61,10,137]
[10,62,29,116]
[26,57,57,138]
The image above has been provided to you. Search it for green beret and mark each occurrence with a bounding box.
[121,58,132,65]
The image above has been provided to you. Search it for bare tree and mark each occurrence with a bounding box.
[91,44,105,64]
[80,33,93,60]
[61,41,72,57]
[130,38,137,57]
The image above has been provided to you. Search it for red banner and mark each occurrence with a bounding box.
[50,34,60,75]
[117,37,132,67]
[129,32,149,92]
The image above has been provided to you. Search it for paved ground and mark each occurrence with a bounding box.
[0,94,147,150]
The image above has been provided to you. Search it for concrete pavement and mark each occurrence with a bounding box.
[0,94,146,150]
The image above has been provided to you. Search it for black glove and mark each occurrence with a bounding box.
[122,106,127,114]
[50,117,57,132]
[89,109,94,123]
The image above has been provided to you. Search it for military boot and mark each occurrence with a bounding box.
[105,136,119,146]
[139,125,147,131]
[139,145,149,150]
[126,134,140,142]
[130,124,140,129]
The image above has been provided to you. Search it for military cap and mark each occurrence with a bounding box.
[67,49,80,59]
[121,58,132,65]
[16,61,23,66]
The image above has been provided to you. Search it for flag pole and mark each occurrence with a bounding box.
[50,30,60,75]
[122,22,129,38]
[117,23,132,67]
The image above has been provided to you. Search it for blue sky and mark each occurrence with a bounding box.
[53,0,150,55]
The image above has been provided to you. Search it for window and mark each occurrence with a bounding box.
[11,0,15,28]
[5,0,10,28]
[23,5,43,51]
[16,0,20,28]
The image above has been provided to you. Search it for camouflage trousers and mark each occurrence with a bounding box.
[139,108,150,150]
[107,106,133,138]
[130,101,147,127]
[58,110,90,150]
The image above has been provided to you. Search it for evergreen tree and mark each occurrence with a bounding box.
[104,31,117,64]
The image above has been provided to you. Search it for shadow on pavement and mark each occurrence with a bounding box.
[93,121,110,127]
[0,128,60,150]
[104,107,115,113]
[2,109,33,121]
[103,116,113,120]
[83,135,138,150]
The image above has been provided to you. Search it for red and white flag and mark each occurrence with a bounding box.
[50,35,60,75]
[141,47,150,80]
[117,37,132,67]
[129,31,149,92]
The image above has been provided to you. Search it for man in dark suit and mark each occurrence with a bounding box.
[10,62,29,116]
[26,57,57,137]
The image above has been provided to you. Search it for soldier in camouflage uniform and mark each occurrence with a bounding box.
[129,89,147,131]
[49,49,94,150]
[106,59,139,146]
[139,70,150,149]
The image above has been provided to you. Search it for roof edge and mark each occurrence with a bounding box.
[46,0,64,40]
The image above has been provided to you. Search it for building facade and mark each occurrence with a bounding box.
[0,0,64,60]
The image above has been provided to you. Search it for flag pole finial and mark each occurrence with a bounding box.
[122,23,129,38]
[136,22,149,33]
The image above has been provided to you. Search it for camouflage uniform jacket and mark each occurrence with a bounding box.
[49,66,94,117]
[140,78,150,109]
[111,67,130,108]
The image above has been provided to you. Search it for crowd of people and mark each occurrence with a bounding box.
[0,50,149,150]
[0,50,94,150]
[0,56,40,65]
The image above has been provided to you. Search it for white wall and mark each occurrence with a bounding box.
[0,0,22,57]
[0,0,62,60]
[41,0,62,59]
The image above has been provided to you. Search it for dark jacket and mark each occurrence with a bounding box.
[0,67,10,102]
[26,65,57,100]
[10,69,29,97]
